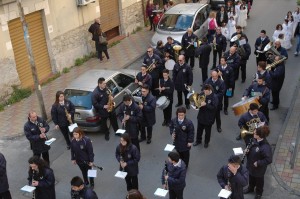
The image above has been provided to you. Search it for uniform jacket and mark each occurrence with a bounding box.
[215,33,227,52]
[92,86,110,118]
[246,138,272,177]
[216,65,235,89]
[143,53,162,79]
[204,78,226,108]
[172,63,193,91]
[269,63,285,92]
[28,167,56,199]
[276,46,288,59]
[238,43,251,64]
[159,77,175,102]
[70,136,94,164]
[136,72,152,89]
[71,186,98,199]
[169,117,194,152]
[197,92,219,125]
[254,36,270,61]
[117,102,143,139]
[216,11,228,26]
[223,51,241,70]
[238,111,268,130]
[0,153,9,193]
[217,165,249,199]
[141,93,156,127]
[24,117,50,154]
[230,32,248,46]
[51,100,75,127]
[161,160,187,190]
[164,40,181,59]
[181,32,198,56]
[195,42,212,68]
[254,70,272,89]
[243,83,270,106]
[115,144,140,176]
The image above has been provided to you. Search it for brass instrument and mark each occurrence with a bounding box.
[212,35,217,50]
[173,45,182,62]
[146,60,158,73]
[230,34,241,42]
[240,127,253,139]
[216,69,224,81]
[64,107,73,124]
[186,86,206,110]
[266,56,287,70]
[107,89,115,112]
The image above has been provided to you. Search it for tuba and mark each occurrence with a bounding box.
[186,86,206,110]
[107,89,115,112]
[173,45,182,62]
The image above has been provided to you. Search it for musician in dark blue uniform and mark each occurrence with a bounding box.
[181,28,198,69]
[234,35,251,83]
[195,37,211,82]
[24,111,50,165]
[223,47,241,82]
[173,55,193,109]
[274,40,288,59]
[164,36,181,60]
[254,61,272,89]
[143,47,162,97]
[117,95,143,151]
[230,26,248,47]
[193,84,219,148]
[92,77,119,141]
[159,69,175,126]
[0,153,12,199]
[217,155,249,199]
[254,30,270,65]
[212,28,227,70]
[204,71,226,133]
[244,126,272,199]
[169,107,194,168]
[135,65,152,88]
[216,57,235,115]
[71,176,98,199]
[139,85,156,144]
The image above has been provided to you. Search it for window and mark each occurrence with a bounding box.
[64,89,92,110]
[158,14,193,31]
[194,11,205,30]
[113,73,134,89]
[106,80,119,96]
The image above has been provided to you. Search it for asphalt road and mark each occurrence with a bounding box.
[2,0,300,198]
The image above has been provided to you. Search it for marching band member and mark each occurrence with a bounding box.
[212,27,227,70]
[28,156,56,199]
[195,37,211,83]
[161,152,187,199]
[155,40,165,61]
[70,127,95,188]
[169,107,194,168]
[116,133,140,191]
[254,30,270,65]
[273,40,288,59]
[117,95,143,151]
[234,35,251,83]
[217,155,249,199]
[216,57,235,115]
[181,28,198,69]
[143,47,162,97]
[135,65,152,88]
[193,84,219,148]
[236,103,268,143]
[126,189,146,199]
[92,77,119,141]
[24,111,50,165]
[164,36,181,61]
[230,26,248,47]
[71,176,98,199]
[0,152,12,199]
[244,126,272,199]
[139,85,156,144]
[159,69,175,126]
[254,61,272,89]
[223,46,241,81]
[51,91,75,149]
[204,71,226,133]
[173,55,193,109]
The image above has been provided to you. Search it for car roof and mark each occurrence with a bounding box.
[165,3,207,15]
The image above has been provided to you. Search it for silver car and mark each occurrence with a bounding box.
[64,69,139,132]
[151,3,210,47]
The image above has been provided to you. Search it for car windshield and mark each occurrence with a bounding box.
[158,14,193,31]
[64,89,92,110]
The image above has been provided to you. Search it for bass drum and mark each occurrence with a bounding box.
[156,96,170,110]
[231,97,260,116]
[165,59,175,71]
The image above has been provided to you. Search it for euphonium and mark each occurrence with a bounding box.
[240,127,253,139]
[187,86,206,110]
[266,56,287,70]
[107,89,115,113]
[65,107,73,124]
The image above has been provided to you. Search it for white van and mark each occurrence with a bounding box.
[151,3,210,47]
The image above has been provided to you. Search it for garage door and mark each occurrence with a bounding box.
[8,11,52,88]
[99,0,120,38]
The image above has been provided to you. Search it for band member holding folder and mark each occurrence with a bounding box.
[51,91,75,149]
[161,152,187,199]
[116,133,140,191]
[0,153,11,199]
[71,127,95,188]
[28,156,56,199]
[217,155,249,199]
[24,111,50,165]
[71,176,98,199]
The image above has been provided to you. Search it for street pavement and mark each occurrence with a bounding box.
[1,0,300,198]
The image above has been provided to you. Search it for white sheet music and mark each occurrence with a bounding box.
[88,169,97,178]
[164,144,175,152]
[233,147,244,155]
[68,123,78,132]
[114,171,127,179]
[20,185,36,193]
[218,189,232,198]
[154,188,168,197]
[116,129,126,134]
[133,96,143,104]
[45,138,56,146]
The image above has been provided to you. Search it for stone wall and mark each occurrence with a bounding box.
[121,1,145,36]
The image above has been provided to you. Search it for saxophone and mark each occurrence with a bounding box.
[107,89,115,112]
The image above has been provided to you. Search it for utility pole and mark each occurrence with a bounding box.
[16,0,47,120]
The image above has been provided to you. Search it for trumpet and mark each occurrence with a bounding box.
[107,89,115,112]
[146,60,158,72]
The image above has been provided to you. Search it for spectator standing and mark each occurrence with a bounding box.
[97,28,109,62]
[0,153,11,199]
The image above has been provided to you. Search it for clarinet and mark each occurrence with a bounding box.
[120,153,125,172]
[123,106,127,129]
[164,161,169,190]
[32,170,36,199]
[227,169,231,191]
[241,138,254,164]
[172,128,176,146]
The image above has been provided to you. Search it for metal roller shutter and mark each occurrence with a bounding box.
[99,0,120,33]
[8,11,52,88]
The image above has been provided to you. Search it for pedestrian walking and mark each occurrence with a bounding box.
[88,19,101,59]
[0,153,12,199]
[97,28,109,62]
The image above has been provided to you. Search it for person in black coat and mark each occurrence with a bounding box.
[169,107,194,168]
[92,77,119,141]
[135,66,153,89]
[181,28,198,69]
[71,176,98,199]
[216,57,235,114]
[234,35,251,82]
[216,6,228,27]
[204,71,226,133]
[71,127,95,187]
[217,155,249,199]
[0,153,11,199]
[254,61,272,89]
[96,28,109,62]
[51,90,75,149]
[172,55,193,109]
[274,40,288,59]
[143,47,163,97]
[230,26,248,47]
[164,36,181,60]
[269,56,285,110]
[117,95,143,151]
[212,28,227,70]
[139,85,156,144]
[244,126,272,199]
[161,152,187,199]
[193,84,219,148]
[116,133,140,191]
[24,111,51,165]
[28,156,56,199]
[195,37,212,83]
[295,21,300,56]
[88,19,101,59]
[223,47,241,83]
[254,30,270,65]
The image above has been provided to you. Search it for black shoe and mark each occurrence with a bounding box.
[224,110,228,115]
[162,121,166,126]
[146,139,151,144]
[165,122,170,127]
[255,195,262,199]
[241,80,245,83]
[270,106,278,110]
[67,146,70,150]
[186,104,190,109]
[175,103,182,107]
[217,128,222,133]
[243,188,254,194]
[105,134,110,141]
[139,138,146,142]
[236,135,242,140]
[193,141,201,146]
[204,143,209,148]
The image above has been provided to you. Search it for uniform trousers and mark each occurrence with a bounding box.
[140,126,153,140]
[59,125,71,147]
[0,191,12,199]
[177,150,190,168]
[131,138,140,152]
[240,62,247,81]
[213,49,223,68]
[100,112,119,136]
[215,109,221,129]
[196,122,212,144]
[169,188,184,199]
[33,151,50,165]
[224,94,229,111]
[272,90,280,108]
[78,163,94,186]
[99,49,109,61]
[151,78,160,97]
[259,104,269,121]
[125,175,138,191]
[249,174,264,196]
[177,90,190,105]
[163,102,173,124]
[185,55,195,68]
[201,66,208,83]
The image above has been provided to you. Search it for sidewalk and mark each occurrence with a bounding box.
[0,28,153,139]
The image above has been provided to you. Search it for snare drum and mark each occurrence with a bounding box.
[165,59,175,71]
[156,96,170,110]
[231,97,260,116]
